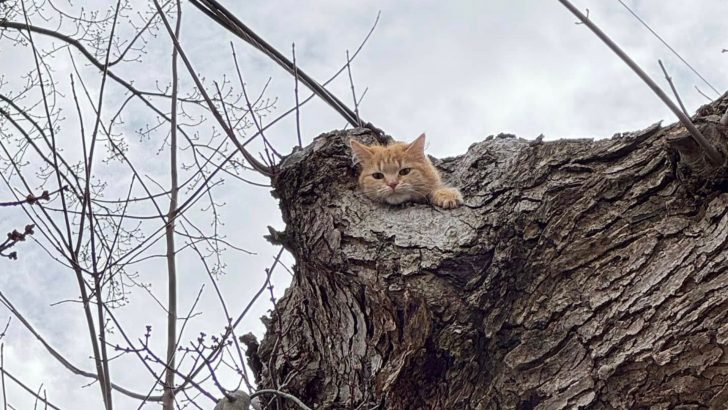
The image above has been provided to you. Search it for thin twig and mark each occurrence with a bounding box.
[33,383,43,410]
[0,368,61,410]
[191,343,233,401]
[559,0,723,166]
[0,225,35,260]
[0,20,193,140]
[574,8,589,24]
[180,225,253,393]
[695,86,713,102]
[265,279,283,410]
[0,188,59,207]
[1,344,6,410]
[342,87,369,130]
[657,60,689,117]
[292,43,302,147]
[18,0,76,256]
[345,50,362,127]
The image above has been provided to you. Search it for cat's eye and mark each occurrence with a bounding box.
[372,172,384,179]
[399,168,411,176]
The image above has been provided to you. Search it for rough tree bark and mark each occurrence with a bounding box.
[250,95,728,409]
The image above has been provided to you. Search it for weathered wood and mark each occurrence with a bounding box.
[250,96,728,409]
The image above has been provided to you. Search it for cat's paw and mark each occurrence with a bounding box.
[431,187,463,209]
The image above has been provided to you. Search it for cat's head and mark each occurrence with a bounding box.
[349,133,440,205]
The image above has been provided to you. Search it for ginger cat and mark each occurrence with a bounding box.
[349,133,463,209]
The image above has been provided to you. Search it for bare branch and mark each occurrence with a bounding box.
[346,50,362,128]
[0,367,61,410]
[558,0,723,166]
[0,344,5,410]
[657,59,689,117]
[0,189,56,207]
[292,43,302,147]
[163,1,182,408]
[0,224,35,260]
[695,86,714,102]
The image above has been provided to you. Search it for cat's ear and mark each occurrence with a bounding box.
[349,139,373,163]
[406,133,427,156]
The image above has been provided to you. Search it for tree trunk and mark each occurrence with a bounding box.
[251,97,728,409]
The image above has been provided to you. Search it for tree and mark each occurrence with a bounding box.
[2,0,727,409]
[251,104,728,408]
[0,0,295,408]
[0,0,385,406]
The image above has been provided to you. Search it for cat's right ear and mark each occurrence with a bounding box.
[349,139,373,163]
[405,133,427,156]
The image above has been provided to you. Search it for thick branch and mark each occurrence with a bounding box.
[251,98,728,408]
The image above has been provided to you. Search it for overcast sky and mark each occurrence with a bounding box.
[1,0,727,408]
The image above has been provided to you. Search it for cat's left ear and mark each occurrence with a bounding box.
[405,133,427,156]
[349,138,373,163]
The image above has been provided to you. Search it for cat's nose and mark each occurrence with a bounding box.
[387,181,398,189]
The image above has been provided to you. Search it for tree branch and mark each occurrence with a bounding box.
[152,0,272,177]
[162,0,182,407]
[558,0,724,166]
[657,59,689,118]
